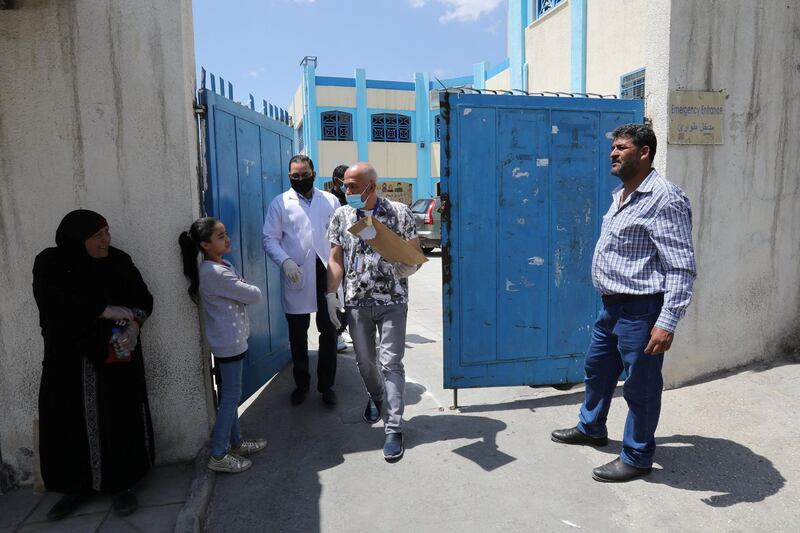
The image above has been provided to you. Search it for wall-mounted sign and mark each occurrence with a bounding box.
[379,181,413,205]
[668,90,725,145]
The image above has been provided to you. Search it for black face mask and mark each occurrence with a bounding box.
[291,178,314,195]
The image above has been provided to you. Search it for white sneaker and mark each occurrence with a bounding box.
[207,453,252,473]
[337,335,348,352]
[341,331,353,344]
[231,438,267,456]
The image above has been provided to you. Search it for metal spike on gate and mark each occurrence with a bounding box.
[249,94,255,110]
[200,67,207,90]
[210,73,216,93]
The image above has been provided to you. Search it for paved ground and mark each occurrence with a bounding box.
[0,462,193,532]
[207,252,800,533]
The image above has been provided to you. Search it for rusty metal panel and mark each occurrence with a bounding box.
[440,92,643,389]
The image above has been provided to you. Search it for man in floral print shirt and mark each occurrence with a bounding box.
[326,162,422,461]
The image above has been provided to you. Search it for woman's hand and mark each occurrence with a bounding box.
[100,305,134,321]
[117,321,140,352]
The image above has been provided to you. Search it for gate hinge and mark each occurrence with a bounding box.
[193,104,207,116]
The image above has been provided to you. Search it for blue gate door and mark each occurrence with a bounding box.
[441,93,643,389]
[200,82,293,401]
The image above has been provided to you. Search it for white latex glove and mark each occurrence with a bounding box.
[325,293,343,329]
[282,259,303,284]
[393,263,419,278]
[100,305,134,321]
[117,321,140,352]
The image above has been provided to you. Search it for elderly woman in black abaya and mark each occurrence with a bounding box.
[32,210,155,521]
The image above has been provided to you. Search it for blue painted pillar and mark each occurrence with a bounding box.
[355,68,369,161]
[414,72,432,200]
[473,62,487,90]
[508,0,527,91]
[570,0,587,93]
[301,59,318,164]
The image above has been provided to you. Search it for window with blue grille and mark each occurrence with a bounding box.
[434,115,441,142]
[371,113,411,142]
[536,0,564,19]
[620,68,645,100]
[320,110,352,141]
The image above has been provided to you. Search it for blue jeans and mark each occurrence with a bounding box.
[577,295,664,468]
[211,356,243,458]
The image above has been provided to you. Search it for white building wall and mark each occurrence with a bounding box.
[485,69,511,91]
[316,86,357,108]
[366,89,416,111]
[649,0,800,386]
[525,1,571,93]
[586,0,647,96]
[0,0,212,483]
[318,141,358,177]
[368,143,418,178]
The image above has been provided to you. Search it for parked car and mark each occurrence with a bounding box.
[410,197,441,253]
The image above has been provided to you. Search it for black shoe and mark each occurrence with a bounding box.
[551,426,608,447]
[112,489,138,516]
[290,387,309,405]
[47,493,88,521]
[383,433,404,461]
[363,398,382,424]
[321,389,338,406]
[592,457,652,482]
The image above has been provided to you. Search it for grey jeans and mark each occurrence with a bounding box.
[346,304,408,434]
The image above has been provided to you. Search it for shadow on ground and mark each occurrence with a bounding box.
[647,434,785,507]
[207,352,512,532]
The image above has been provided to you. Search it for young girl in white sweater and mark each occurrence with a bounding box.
[179,217,266,473]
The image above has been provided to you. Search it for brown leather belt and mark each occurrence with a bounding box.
[601,292,664,307]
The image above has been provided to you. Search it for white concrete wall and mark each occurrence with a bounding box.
[485,68,511,91]
[526,0,572,93]
[586,0,647,96]
[431,142,441,178]
[649,0,800,386]
[316,86,356,108]
[366,89,416,111]
[0,0,212,483]
[318,141,358,177]
[368,143,417,178]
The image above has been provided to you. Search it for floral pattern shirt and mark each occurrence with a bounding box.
[327,197,417,307]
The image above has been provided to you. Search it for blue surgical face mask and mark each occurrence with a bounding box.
[345,184,372,209]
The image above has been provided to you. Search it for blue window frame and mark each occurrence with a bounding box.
[371,113,411,142]
[320,110,352,141]
[434,115,441,142]
[620,68,645,100]
[536,0,564,19]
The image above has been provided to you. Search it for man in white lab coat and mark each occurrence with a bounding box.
[263,155,341,406]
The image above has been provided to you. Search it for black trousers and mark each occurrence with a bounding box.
[285,258,337,392]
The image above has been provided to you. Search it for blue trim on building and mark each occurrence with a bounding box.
[315,76,356,87]
[570,0,587,93]
[355,69,368,160]
[365,79,416,91]
[487,58,510,79]
[508,0,526,90]
[302,60,318,163]
[473,62,487,90]
[414,72,433,198]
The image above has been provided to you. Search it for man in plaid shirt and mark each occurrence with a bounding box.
[551,124,696,482]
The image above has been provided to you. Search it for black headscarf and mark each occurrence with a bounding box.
[55,209,109,256]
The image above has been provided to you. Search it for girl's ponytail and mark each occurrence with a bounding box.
[179,230,201,303]
[178,217,219,303]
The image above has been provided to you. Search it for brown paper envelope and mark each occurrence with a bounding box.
[347,217,429,265]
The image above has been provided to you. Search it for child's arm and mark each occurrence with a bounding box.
[206,265,262,305]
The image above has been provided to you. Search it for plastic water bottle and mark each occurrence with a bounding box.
[110,325,131,360]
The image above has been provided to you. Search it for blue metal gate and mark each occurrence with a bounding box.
[199,72,294,401]
[440,92,643,390]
